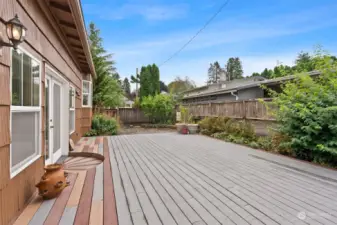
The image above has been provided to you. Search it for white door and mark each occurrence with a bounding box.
[45,75,63,164]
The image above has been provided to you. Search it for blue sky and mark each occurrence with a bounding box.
[82,0,337,87]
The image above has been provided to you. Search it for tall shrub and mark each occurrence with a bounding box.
[139,64,160,100]
[141,94,175,123]
[266,48,337,166]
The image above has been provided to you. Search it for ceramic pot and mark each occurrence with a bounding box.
[187,124,199,134]
[176,123,186,133]
[36,164,69,199]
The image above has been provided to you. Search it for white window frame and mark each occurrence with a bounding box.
[10,47,42,178]
[82,80,92,107]
[69,85,76,134]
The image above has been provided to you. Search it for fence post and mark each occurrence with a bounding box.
[242,100,246,119]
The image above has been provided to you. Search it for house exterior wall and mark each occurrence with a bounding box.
[216,93,236,102]
[182,86,265,104]
[0,1,92,224]
[237,87,264,100]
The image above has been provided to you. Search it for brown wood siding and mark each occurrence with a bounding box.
[0,0,92,224]
[0,157,44,225]
[0,65,10,106]
[16,0,82,89]
[81,108,92,135]
[0,145,10,190]
[0,106,11,148]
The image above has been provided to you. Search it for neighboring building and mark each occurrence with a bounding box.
[182,71,321,104]
[0,1,95,224]
[123,97,134,108]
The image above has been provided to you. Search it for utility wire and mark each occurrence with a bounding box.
[159,0,231,67]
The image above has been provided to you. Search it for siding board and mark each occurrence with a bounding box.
[0,145,10,189]
[0,106,10,148]
[0,65,10,106]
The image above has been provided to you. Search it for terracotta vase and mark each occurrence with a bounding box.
[36,164,69,199]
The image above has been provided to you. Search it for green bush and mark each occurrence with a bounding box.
[257,136,273,151]
[141,94,176,124]
[200,117,256,141]
[264,49,337,166]
[85,114,118,136]
[199,117,231,135]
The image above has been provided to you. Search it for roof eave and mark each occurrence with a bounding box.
[67,0,96,78]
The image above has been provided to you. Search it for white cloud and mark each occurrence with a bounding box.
[109,4,337,88]
[83,3,189,21]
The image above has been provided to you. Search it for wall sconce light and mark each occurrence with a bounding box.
[0,14,27,50]
[76,90,80,97]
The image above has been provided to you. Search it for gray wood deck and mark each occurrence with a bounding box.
[108,133,337,225]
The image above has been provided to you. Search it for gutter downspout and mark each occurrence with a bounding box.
[231,91,239,100]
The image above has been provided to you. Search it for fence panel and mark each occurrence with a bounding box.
[118,108,150,124]
[183,99,275,120]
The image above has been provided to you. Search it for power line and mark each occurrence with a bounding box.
[159,0,231,67]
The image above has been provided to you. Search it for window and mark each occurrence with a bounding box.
[82,80,92,107]
[11,48,41,177]
[69,85,75,134]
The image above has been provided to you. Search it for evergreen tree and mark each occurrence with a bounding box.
[88,22,123,108]
[233,57,244,79]
[122,78,131,97]
[251,72,261,77]
[261,68,273,79]
[139,64,160,100]
[160,81,168,92]
[225,57,243,80]
[207,61,224,84]
[295,51,313,72]
[207,63,214,85]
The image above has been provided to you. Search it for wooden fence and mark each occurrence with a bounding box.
[96,99,275,125]
[97,108,150,124]
[183,99,275,121]
[118,108,150,124]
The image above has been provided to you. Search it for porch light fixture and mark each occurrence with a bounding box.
[0,14,27,50]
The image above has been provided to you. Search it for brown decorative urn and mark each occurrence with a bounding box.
[36,164,69,199]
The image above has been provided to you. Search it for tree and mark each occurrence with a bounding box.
[88,22,123,109]
[273,66,282,78]
[160,81,168,92]
[112,72,122,85]
[251,72,261,77]
[260,68,273,79]
[207,61,224,84]
[295,51,314,72]
[225,57,243,80]
[130,73,140,98]
[168,76,196,94]
[122,78,131,97]
[139,64,160,100]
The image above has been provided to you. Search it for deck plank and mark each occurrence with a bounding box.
[116,135,163,225]
[13,198,43,225]
[28,198,56,225]
[43,173,78,225]
[119,135,178,225]
[90,200,103,225]
[59,206,77,225]
[67,171,87,207]
[108,137,133,225]
[73,168,96,225]
[103,137,118,225]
